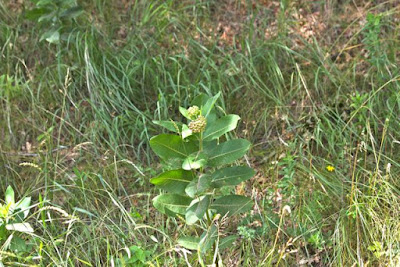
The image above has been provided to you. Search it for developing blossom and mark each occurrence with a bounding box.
[189,115,206,133]
[187,105,201,120]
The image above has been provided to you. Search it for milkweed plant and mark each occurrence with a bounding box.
[150,92,255,264]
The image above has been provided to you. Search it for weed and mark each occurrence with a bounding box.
[26,0,84,44]
[149,93,254,265]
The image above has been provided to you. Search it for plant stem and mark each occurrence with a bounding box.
[205,208,211,226]
[199,132,203,152]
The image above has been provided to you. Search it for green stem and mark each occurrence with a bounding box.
[199,131,216,264]
[205,208,211,226]
[199,132,203,152]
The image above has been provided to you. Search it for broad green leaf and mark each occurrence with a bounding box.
[178,236,200,250]
[10,235,31,253]
[194,195,210,219]
[25,8,49,20]
[13,208,25,224]
[203,139,217,151]
[201,92,221,118]
[6,223,34,233]
[205,113,218,127]
[185,174,212,198]
[150,169,194,194]
[182,153,207,170]
[152,120,181,133]
[181,124,192,139]
[40,30,60,44]
[211,166,255,188]
[199,224,218,254]
[153,194,192,216]
[179,107,191,120]
[60,6,83,18]
[185,208,198,225]
[185,195,210,225]
[219,235,238,249]
[5,186,14,205]
[15,197,31,219]
[211,195,253,217]
[127,246,146,263]
[191,94,209,107]
[203,115,240,141]
[0,222,6,241]
[150,134,198,161]
[205,139,251,167]
[38,11,56,22]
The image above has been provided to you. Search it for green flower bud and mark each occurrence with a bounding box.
[187,105,201,120]
[189,115,207,133]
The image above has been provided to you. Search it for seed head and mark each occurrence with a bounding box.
[189,115,207,133]
[187,105,201,120]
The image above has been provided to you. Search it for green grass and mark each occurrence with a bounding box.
[1,0,400,266]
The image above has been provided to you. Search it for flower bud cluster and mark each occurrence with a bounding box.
[187,105,201,120]
[189,115,206,133]
[188,106,206,133]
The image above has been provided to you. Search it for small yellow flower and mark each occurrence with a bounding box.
[0,203,11,219]
[326,165,335,172]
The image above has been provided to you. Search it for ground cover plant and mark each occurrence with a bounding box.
[1,0,400,266]
[150,93,255,265]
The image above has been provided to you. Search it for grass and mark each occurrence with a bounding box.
[1,0,400,266]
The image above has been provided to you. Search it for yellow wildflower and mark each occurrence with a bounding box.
[326,165,335,172]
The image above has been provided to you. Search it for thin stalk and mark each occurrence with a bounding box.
[199,132,203,153]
